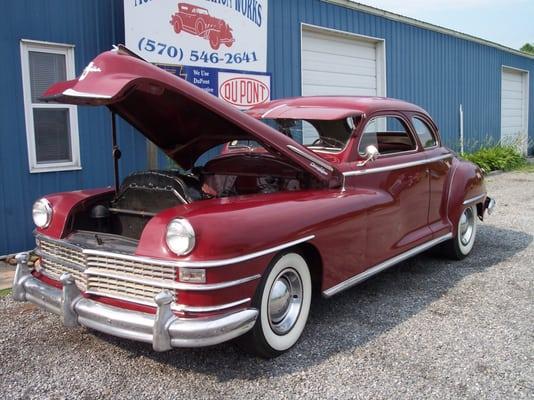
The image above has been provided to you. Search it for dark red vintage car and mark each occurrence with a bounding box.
[13,47,495,358]
[170,3,234,50]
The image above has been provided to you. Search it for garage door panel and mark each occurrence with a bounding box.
[303,71,377,89]
[301,38,376,56]
[501,68,528,155]
[502,89,524,100]
[502,81,523,92]
[302,28,383,98]
[302,52,376,71]
[501,98,523,110]
[502,72,523,83]
[304,84,377,96]
[302,32,376,58]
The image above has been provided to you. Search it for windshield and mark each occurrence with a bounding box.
[261,118,355,153]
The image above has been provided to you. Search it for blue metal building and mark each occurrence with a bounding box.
[1,0,533,255]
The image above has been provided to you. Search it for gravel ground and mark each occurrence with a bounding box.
[1,171,533,400]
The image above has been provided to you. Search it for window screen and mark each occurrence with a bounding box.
[412,117,437,148]
[29,51,66,103]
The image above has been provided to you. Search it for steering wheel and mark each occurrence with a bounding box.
[311,136,345,149]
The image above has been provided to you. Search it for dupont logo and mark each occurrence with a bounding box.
[218,73,270,109]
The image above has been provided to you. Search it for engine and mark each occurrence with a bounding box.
[69,154,317,240]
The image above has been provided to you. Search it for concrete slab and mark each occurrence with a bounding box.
[0,261,16,290]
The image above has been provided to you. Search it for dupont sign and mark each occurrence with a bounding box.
[218,72,271,109]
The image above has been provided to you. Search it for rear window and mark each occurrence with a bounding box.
[412,117,437,148]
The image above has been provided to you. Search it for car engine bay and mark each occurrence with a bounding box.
[69,153,320,239]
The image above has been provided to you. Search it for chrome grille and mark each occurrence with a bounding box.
[40,257,87,291]
[36,236,177,306]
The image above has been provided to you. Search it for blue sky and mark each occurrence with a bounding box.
[355,0,534,50]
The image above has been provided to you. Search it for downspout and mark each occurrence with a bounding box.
[459,104,464,155]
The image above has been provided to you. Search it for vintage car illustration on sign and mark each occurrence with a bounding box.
[13,46,495,358]
[170,3,235,50]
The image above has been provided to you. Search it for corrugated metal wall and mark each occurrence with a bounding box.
[0,0,146,255]
[2,0,533,255]
[267,0,534,150]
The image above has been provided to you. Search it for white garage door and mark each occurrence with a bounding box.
[301,26,385,97]
[501,67,529,154]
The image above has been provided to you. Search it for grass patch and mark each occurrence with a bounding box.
[516,163,534,173]
[462,145,527,173]
[0,288,12,298]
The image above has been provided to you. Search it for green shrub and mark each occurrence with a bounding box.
[462,145,526,172]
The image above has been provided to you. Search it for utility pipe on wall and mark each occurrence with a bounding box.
[459,104,464,155]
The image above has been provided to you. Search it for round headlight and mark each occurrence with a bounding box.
[166,218,195,255]
[32,198,53,228]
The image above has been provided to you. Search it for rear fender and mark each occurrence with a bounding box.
[446,159,486,234]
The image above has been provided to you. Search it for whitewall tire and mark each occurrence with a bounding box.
[240,252,312,358]
[442,205,477,260]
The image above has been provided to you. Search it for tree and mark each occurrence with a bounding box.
[520,43,534,55]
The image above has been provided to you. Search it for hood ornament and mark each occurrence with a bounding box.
[79,61,102,81]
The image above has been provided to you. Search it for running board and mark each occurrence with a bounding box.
[322,233,453,297]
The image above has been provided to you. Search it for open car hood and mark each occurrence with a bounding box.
[41,46,342,185]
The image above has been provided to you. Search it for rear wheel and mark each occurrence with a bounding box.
[442,205,477,260]
[239,252,312,358]
[195,19,205,34]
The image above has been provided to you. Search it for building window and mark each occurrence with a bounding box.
[20,40,80,173]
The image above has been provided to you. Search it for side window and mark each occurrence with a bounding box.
[412,117,437,148]
[359,116,416,155]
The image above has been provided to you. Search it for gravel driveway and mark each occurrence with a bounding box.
[1,171,533,400]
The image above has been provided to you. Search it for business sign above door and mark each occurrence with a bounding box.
[124,0,268,72]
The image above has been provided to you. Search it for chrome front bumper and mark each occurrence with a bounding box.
[12,253,258,351]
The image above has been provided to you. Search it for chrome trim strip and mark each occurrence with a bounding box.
[85,268,261,291]
[37,234,316,268]
[286,145,334,171]
[84,289,251,314]
[462,193,486,205]
[323,233,453,297]
[63,88,112,99]
[175,298,251,313]
[343,154,452,177]
[47,234,316,268]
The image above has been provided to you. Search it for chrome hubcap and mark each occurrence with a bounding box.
[268,268,303,335]
[459,207,475,246]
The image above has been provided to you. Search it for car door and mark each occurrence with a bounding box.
[410,114,454,238]
[344,113,432,268]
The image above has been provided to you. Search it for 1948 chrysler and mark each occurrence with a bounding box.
[13,46,495,357]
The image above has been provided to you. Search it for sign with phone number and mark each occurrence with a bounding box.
[125,0,268,72]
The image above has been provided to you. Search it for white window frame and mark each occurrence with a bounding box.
[20,39,81,173]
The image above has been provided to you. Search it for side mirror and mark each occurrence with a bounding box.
[357,145,379,166]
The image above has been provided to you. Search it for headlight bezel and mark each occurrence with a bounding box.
[165,218,196,256]
[32,198,53,228]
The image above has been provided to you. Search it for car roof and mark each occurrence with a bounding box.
[247,96,430,119]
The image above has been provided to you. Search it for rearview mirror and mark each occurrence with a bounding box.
[357,145,379,167]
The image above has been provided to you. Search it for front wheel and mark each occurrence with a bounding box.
[239,252,312,358]
[209,32,221,50]
[442,205,477,260]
